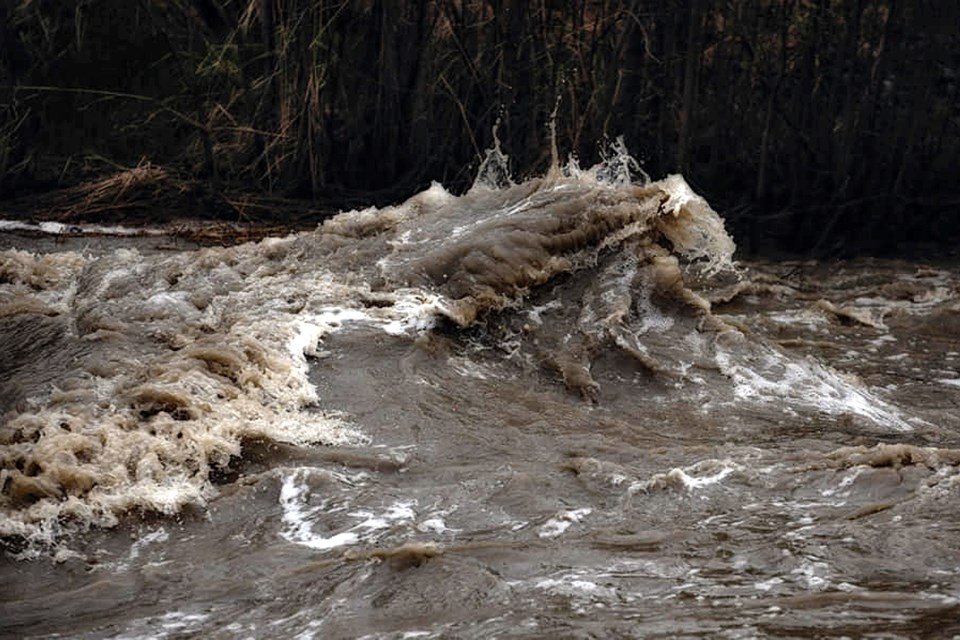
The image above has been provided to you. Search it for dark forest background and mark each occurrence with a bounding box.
[1,0,957,255]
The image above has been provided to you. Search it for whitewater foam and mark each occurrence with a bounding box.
[1,144,931,556]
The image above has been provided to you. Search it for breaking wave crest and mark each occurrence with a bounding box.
[0,145,911,552]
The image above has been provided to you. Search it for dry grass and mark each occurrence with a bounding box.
[2,0,957,252]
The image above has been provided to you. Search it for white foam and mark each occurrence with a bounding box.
[527,300,562,325]
[790,559,832,591]
[348,500,417,531]
[418,181,453,207]
[633,292,675,335]
[279,469,364,550]
[279,469,424,551]
[417,517,453,534]
[531,570,619,611]
[536,577,603,594]
[657,174,736,273]
[0,236,430,544]
[670,465,735,490]
[821,467,864,498]
[112,611,211,640]
[288,294,444,344]
[538,508,592,539]
[661,174,700,214]
[0,219,166,236]
[754,577,785,592]
[767,309,829,329]
[448,356,490,380]
[633,459,743,494]
[313,307,376,330]
[716,344,912,431]
[381,291,445,335]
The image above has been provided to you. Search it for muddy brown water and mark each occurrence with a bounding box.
[1,168,959,639]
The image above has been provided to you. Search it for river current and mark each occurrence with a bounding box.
[2,156,959,638]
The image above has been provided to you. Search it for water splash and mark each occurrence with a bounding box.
[471,119,513,191]
[595,136,651,186]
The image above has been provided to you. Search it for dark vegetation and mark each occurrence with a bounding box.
[0,1,957,254]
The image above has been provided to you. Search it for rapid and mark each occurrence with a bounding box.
[2,146,960,638]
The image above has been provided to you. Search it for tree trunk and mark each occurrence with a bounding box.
[677,0,703,173]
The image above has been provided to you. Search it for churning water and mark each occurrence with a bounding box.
[2,150,960,638]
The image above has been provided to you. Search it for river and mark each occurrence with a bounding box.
[2,155,959,638]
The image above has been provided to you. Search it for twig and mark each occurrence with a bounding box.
[439,74,481,159]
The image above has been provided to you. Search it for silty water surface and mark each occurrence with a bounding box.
[2,158,960,638]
